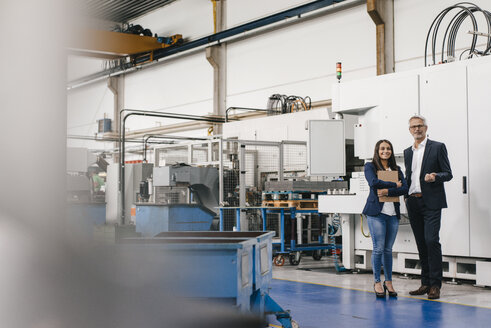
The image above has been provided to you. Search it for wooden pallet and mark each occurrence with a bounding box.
[262,200,318,210]
[262,190,327,201]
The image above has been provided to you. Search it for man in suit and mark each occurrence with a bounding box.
[404,115,452,300]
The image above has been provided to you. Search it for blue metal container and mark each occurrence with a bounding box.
[153,231,274,292]
[120,236,255,312]
[120,231,294,327]
[135,204,215,236]
[66,202,106,240]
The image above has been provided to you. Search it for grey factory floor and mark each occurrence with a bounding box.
[272,257,491,308]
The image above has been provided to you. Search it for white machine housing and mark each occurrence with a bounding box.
[319,55,491,282]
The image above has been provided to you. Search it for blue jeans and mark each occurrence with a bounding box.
[366,214,399,282]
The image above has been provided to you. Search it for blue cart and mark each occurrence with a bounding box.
[218,206,343,269]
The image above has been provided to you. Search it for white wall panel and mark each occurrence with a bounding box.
[227,0,311,27]
[124,54,212,109]
[67,55,105,82]
[467,57,491,258]
[123,100,214,132]
[227,4,375,103]
[67,80,113,149]
[124,53,213,131]
[68,81,112,129]
[223,108,331,141]
[227,66,376,110]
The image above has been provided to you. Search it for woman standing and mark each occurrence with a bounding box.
[363,140,408,297]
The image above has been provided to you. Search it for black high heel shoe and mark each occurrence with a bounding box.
[383,281,398,297]
[374,283,386,298]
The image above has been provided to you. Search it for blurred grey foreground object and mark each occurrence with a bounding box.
[0,0,261,327]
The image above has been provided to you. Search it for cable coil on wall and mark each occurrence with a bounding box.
[266,94,312,116]
[425,2,491,66]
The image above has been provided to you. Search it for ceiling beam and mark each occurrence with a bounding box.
[69,29,181,58]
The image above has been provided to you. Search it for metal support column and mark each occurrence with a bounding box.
[341,214,355,269]
[280,209,285,253]
[218,138,224,205]
[236,208,241,231]
[239,143,247,231]
[279,143,284,181]
[219,208,224,231]
[367,0,394,75]
[206,0,226,136]
[108,76,124,224]
[290,208,297,251]
[261,208,267,231]
[207,140,212,163]
[187,144,193,164]
[108,76,124,163]
[296,213,303,245]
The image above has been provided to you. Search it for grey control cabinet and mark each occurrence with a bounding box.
[307,120,345,176]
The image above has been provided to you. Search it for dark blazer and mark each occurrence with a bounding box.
[362,162,408,219]
[403,139,452,209]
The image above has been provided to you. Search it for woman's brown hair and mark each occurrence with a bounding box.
[372,139,398,171]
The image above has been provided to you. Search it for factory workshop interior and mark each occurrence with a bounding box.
[3,0,491,327]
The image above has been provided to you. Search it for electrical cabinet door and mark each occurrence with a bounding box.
[307,120,345,176]
[467,59,491,258]
[419,64,469,257]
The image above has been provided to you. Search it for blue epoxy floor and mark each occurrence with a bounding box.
[268,278,491,328]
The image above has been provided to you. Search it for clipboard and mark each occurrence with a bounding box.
[377,170,399,202]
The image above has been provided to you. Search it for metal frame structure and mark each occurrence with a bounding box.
[218,207,341,258]
[118,109,225,224]
[152,138,307,212]
[154,136,306,202]
[154,136,224,204]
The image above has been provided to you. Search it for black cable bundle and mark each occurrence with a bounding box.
[425,2,491,66]
[266,94,312,116]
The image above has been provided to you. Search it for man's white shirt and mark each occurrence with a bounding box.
[408,137,427,195]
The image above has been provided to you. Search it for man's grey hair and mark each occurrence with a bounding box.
[408,114,427,126]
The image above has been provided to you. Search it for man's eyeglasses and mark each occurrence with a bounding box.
[409,124,425,130]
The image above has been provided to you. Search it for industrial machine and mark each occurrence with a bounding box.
[134,164,219,236]
[67,147,97,202]
[318,55,491,283]
[152,164,219,208]
[106,162,153,224]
